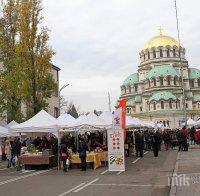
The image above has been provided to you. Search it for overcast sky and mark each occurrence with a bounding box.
[42,0,200,113]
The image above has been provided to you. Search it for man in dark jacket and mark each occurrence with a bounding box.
[151,131,161,157]
[11,138,21,167]
[190,126,196,145]
[134,130,144,157]
[79,138,88,171]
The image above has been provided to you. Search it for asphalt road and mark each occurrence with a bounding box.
[0,149,178,196]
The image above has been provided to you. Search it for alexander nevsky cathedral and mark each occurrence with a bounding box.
[119,31,200,129]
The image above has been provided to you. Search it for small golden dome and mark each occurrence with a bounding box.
[143,34,179,51]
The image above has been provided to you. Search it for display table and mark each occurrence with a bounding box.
[70,152,102,170]
[18,155,55,169]
[96,151,108,162]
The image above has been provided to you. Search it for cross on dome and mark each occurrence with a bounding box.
[158,26,163,35]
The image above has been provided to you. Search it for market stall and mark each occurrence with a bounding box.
[60,113,110,169]
[11,110,60,169]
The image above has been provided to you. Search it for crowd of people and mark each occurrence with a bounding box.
[132,126,200,159]
[1,126,200,172]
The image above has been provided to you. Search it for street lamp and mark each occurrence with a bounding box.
[59,84,69,115]
[59,84,69,93]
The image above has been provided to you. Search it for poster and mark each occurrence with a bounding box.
[107,129,125,171]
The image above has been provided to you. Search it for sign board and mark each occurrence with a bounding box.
[107,129,125,171]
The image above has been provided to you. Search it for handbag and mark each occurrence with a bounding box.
[61,152,68,158]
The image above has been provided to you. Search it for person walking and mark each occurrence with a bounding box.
[134,130,144,157]
[151,131,161,157]
[163,130,171,150]
[78,137,88,171]
[189,126,196,145]
[11,137,21,167]
[60,143,69,172]
[5,138,11,168]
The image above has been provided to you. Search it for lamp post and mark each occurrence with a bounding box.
[174,0,187,126]
[59,84,69,115]
[57,83,69,170]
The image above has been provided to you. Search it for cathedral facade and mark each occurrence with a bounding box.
[119,32,200,128]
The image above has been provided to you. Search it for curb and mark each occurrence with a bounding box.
[169,152,179,196]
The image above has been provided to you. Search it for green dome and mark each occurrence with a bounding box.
[193,95,200,102]
[149,91,177,102]
[127,98,135,106]
[146,64,180,79]
[123,73,138,85]
[189,68,200,79]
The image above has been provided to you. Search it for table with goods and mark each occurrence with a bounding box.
[18,147,57,170]
[70,147,108,170]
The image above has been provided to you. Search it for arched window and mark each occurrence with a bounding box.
[153,50,156,58]
[173,48,176,57]
[167,76,171,85]
[148,51,150,59]
[144,54,146,60]
[169,100,172,109]
[153,102,156,110]
[176,101,178,109]
[190,79,194,88]
[198,103,200,109]
[174,77,177,85]
[160,49,163,57]
[167,48,170,57]
[148,80,151,87]
[198,79,200,87]
[153,78,156,86]
[160,77,164,86]
[129,86,131,93]
[161,101,164,109]
[179,77,182,85]
[135,85,138,92]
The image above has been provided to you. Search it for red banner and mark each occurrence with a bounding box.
[119,99,126,143]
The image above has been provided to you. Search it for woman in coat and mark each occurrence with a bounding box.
[5,138,11,168]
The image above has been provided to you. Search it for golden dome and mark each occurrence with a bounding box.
[143,34,179,50]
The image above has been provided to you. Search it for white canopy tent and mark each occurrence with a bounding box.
[11,110,59,133]
[99,111,113,125]
[72,113,111,129]
[126,116,142,128]
[0,126,9,137]
[187,118,197,126]
[5,120,19,128]
[5,120,26,137]
[57,113,77,127]
[194,119,200,127]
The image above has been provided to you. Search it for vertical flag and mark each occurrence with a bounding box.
[119,99,127,143]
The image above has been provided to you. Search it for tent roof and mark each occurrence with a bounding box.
[57,113,76,127]
[11,110,59,133]
[126,116,142,128]
[74,113,110,128]
[0,126,9,137]
[187,118,196,126]
[100,111,113,124]
[6,120,19,128]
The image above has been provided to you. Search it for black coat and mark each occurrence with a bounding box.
[79,140,88,158]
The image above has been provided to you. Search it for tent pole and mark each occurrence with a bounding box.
[57,130,60,170]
